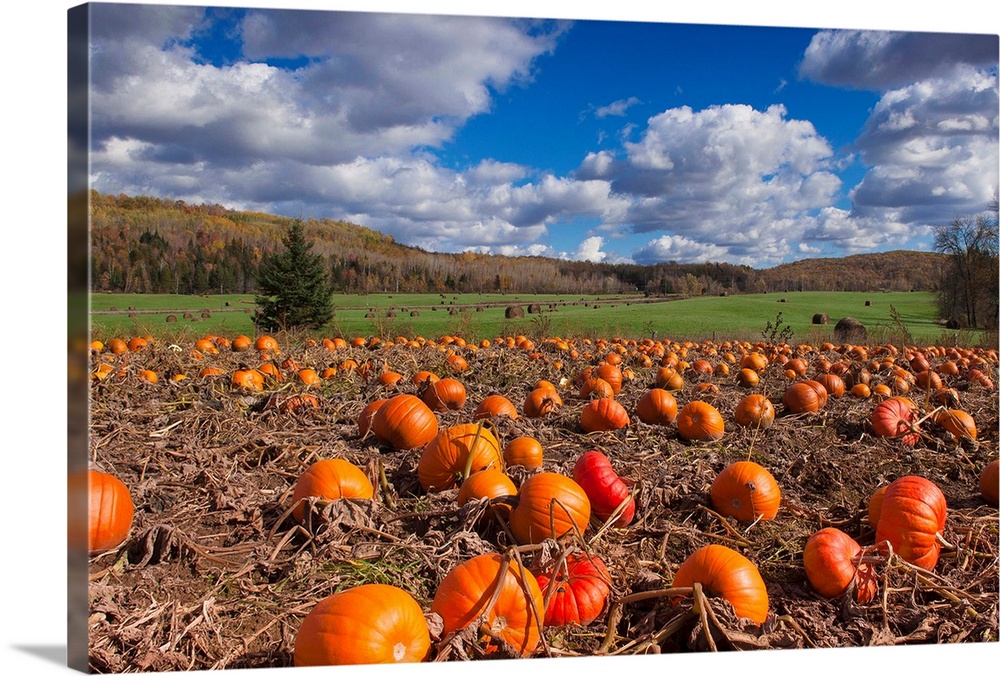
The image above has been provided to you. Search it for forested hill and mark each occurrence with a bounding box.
[90,191,945,296]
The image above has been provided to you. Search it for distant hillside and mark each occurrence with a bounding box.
[89,191,946,296]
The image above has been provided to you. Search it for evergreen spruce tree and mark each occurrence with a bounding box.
[254,221,335,331]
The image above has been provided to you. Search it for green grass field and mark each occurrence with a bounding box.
[89,290,989,347]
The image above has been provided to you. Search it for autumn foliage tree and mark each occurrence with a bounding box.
[934,195,999,330]
[254,221,335,331]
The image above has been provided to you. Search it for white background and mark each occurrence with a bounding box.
[4,0,998,674]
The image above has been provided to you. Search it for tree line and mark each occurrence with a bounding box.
[90,190,948,300]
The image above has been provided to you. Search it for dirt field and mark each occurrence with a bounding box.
[84,336,999,672]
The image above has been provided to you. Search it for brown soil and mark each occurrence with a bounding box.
[85,339,999,672]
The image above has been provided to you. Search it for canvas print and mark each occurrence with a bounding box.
[69,1,999,673]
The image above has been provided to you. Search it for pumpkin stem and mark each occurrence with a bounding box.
[461,422,487,481]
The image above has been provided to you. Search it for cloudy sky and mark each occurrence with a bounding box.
[82,1,999,268]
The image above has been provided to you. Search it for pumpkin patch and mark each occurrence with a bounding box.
[84,329,998,667]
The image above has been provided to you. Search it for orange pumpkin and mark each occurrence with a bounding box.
[980,460,999,506]
[671,544,769,624]
[456,468,517,507]
[417,423,502,493]
[580,397,630,432]
[875,475,947,570]
[635,388,678,426]
[473,394,519,421]
[371,394,439,451]
[291,458,374,523]
[431,553,544,656]
[732,394,775,430]
[932,409,977,441]
[509,472,591,544]
[523,386,562,418]
[294,584,430,666]
[676,401,725,442]
[803,527,877,604]
[84,469,135,554]
[357,398,389,438]
[782,381,825,413]
[710,461,781,523]
[421,377,467,412]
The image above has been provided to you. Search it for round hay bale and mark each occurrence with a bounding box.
[505,305,525,319]
[109,306,118,311]
[864,299,873,306]
[387,311,396,318]
[201,311,212,319]
[476,306,484,312]
[128,312,137,319]
[364,312,376,319]
[225,301,231,307]
[778,298,787,303]
[128,305,136,311]
[812,313,829,325]
[527,304,542,314]
[165,314,177,323]
[183,312,193,320]
[945,318,960,329]
[449,308,458,315]
[834,316,868,343]
[410,310,420,317]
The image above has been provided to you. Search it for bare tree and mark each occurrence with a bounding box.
[934,195,999,329]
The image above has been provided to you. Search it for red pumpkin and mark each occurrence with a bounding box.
[870,397,921,446]
[509,472,591,544]
[803,528,877,604]
[572,450,635,526]
[294,584,431,666]
[418,423,503,493]
[580,397,631,432]
[534,552,612,627]
[710,461,781,523]
[372,394,439,451]
[431,553,544,656]
[671,544,769,624]
[875,475,947,570]
[291,458,374,523]
[676,401,725,442]
[635,388,678,425]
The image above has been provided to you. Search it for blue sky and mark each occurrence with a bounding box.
[82,1,999,268]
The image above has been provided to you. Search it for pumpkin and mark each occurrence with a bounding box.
[732,394,775,430]
[594,363,623,395]
[411,370,439,388]
[357,398,389,439]
[254,335,279,352]
[232,369,264,390]
[297,368,321,386]
[814,373,845,398]
[457,468,517,507]
[850,383,871,398]
[523,386,562,418]
[932,409,977,441]
[231,335,252,352]
[473,394,519,421]
[371,394,439,451]
[671,544,769,624]
[534,552,612,627]
[578,377,615,400]
[572,450,635,526]
[503,437,544,469]
[710,461,781,523]
[277,393,320,413]
[430,552,544,656]
[635,388,678,425]
[782,381,825,413]
[676,401,725,442]
[291,458,374,522]
[980,460,999,506]
[509,472,591,544]
[740,352,768,373]
[875,475,947,570]
[915,370,943,392]
[580,397,630,433]
[870,397,921,446]
[107,338,128,354]
[803,528,877,603]
[736,368,760,389]
[418,423,503,493]
[294,584,430,666]
[83,469,135,554]
[421,377,467,412]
